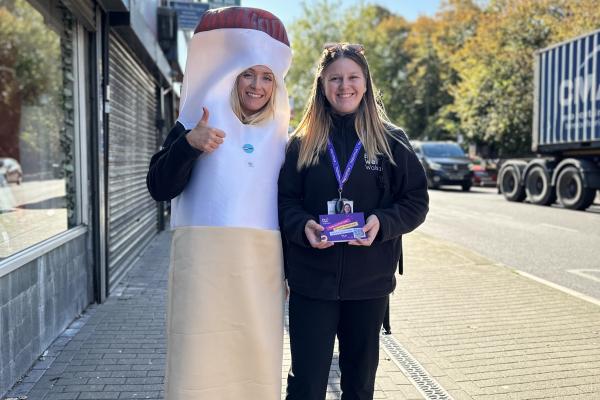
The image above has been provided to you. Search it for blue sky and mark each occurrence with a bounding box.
[241,0,442,25]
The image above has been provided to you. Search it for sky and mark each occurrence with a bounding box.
[240,0,442,25]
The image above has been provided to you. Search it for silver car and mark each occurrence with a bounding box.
[0,157,23,185]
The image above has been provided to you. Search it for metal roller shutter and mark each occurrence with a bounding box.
[107,34,158,291]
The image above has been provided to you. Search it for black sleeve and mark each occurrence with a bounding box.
[371,129,429,241]
[277,138,314,248]
[146,121,202,201]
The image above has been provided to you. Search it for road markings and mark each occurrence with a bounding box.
[539,223,579,233]
[567,269,600,284]
[515,269,600,307]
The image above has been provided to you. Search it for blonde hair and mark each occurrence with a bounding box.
[230,70,277,125]
[293,44,399,169]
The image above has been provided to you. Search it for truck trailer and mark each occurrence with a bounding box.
[498,29,600,210]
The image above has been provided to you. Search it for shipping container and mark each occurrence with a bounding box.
[499,29,600,210]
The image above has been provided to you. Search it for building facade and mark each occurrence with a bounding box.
[0,0,180,395]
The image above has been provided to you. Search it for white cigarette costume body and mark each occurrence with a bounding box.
[166,8,291,399]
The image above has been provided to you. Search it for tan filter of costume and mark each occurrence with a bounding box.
[165,226,285,399]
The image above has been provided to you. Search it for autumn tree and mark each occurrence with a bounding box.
[430,0,481,139]
[448,0,600,156]
[287,0,600,155]
[287,1,411,128]
[385,0,482,141]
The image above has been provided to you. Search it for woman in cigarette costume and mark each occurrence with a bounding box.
[146,7,291,400]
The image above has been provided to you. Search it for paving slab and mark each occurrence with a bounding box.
[4,229,600,399]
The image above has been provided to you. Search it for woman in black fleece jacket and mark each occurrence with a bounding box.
[279,43,429,400]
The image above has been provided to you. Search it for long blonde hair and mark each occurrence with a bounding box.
[230,69,277,125]
[293,44,398,170]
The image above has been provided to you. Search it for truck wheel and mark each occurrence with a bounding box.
[499,165,525,202]
[461,182,471,192]
[525,165,555,205]
[556,166,596,210]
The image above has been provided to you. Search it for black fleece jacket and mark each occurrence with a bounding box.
[278,113,429,300]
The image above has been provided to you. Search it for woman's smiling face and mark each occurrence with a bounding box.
[321,57,366,115]
[237,65,275,115]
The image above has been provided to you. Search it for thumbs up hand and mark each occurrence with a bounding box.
[186,107,226,153]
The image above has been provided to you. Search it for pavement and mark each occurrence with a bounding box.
[3,229,600,400]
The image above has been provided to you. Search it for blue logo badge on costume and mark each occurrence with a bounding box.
[242,144,254,153]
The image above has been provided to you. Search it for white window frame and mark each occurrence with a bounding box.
[0,8,89,278]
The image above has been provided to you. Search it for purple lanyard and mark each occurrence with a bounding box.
[327,139,363,197]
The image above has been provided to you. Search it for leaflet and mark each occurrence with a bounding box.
[319,213,367,242]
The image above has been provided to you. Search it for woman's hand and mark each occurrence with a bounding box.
[305,220,334,249]
[348,214,380,246]
[186,107,226,152]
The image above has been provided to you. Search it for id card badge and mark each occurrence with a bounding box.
[326,198,354,215]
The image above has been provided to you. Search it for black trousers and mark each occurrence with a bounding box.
[285,292,388,400]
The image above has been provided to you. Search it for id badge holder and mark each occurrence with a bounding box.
[327,198,350,215]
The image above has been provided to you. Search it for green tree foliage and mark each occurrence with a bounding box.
[286,0,342,125]
[444,0,600,155]
[287,1,411,127]
[429,0,481,138]
[0,0,60,105]
[367,13,411,126]
[0,0,64,169]
[402,16,452,140]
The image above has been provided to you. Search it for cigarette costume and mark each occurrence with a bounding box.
[147,7,291,399]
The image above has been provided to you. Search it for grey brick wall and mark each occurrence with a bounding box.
[0,234,94,397]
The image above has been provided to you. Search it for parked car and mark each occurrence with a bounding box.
[0,157,23,185]
[411,141,473,191]
[470,157,498,187]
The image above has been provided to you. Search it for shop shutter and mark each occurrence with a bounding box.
[107,34,159,291]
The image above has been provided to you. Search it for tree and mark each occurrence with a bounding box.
[287,1,411,128]
[365,11,411,129]
[286,0,344,126]
[287,0,600,155]
[430,0,481,139]
[448,0,600,156]
[402,16,451,139]
[0,0,62,161]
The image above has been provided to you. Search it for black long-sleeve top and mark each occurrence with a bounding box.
[278,113,429,300]
[146,122,202,201]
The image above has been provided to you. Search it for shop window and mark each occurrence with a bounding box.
[0,0,79,260]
